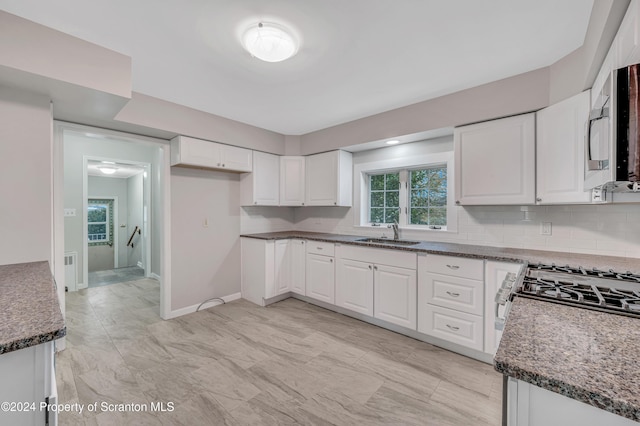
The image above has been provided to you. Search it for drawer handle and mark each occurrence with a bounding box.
[446,291,460,297]
[446,264,460,270]
[446,324,460,331]
[317,247,323,250]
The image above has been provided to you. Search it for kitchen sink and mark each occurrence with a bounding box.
[355,238,421,246]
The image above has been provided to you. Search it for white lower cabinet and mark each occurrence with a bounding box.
[374,264,417,329]
[306,252,335,304]
[418,254,485,351]
[241,237,306,305]
[290,240,306,296]
[335,245,417,329]
[335,259,374,316]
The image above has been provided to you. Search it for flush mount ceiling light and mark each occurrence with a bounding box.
[241,22,299,63]
[97,166,117,175]
[385,140,400,145]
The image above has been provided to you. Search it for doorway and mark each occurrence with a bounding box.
[84,158,150,288]
[53,121,172,327]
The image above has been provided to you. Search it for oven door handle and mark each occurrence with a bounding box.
[495,303,505,331]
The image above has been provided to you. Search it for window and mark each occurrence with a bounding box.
[88,199,113,245]
[365,164,450,230]
[369,172,400,224]
[409,167,447,227]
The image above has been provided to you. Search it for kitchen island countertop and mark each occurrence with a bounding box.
[494,297,640,422]
[0,261,66,354]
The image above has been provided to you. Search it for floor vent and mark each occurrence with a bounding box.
[64,251,78,291]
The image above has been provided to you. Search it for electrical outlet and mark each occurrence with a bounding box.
[64,208,76,217]
[540,222,552,236]
[203,218,209,228]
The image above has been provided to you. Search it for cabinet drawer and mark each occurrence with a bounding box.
[336,244,416,269]
[424,273,483,315]
[306,241,335,256]
[424,254,483,280]
[419,305,483,351]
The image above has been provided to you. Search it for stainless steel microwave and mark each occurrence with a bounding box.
[585,63,640,192]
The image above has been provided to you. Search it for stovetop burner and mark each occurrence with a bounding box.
[514,264,640,318]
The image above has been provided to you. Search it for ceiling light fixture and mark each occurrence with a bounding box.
[242,22,299,63]
[386,140,400,145]
[98,166,117,175]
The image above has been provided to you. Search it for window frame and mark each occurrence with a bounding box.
[87,199,113,245]
[355,151,457,233]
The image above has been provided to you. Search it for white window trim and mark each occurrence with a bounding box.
[353,151,457,233]
[88,203,111,243]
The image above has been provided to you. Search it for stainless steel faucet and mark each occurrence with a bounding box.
[390,220,399,240]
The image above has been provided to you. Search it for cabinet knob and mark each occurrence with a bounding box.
[222,163,225,167]
[368,265,372,270]
[373,265,378,270]
[254,202,257,205]
[455,200,460,205]
[301,241,304,244]
[334,202,337,205]
[330,258,333,263]
[536,198,542,202]
[217,163,221,166]
[302,202,304,206]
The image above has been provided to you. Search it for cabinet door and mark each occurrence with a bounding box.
[172,136,221,168]
[485,261,521,355]
[306,151,338,205]
[221,145,253,172]
[536,91,591,204]
[274,240,291,296]
[335,258,374,316]
[252,151,280,205]
[454,113,535,205]
[280,156,306,206]
[305,254,335,303]
[374,264,417,329]
[290,240,306,295]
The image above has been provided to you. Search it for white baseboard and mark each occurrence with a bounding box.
[150,273,161,281]
[165,292,242,319]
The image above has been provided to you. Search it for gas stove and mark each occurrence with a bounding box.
[514,263,640,318]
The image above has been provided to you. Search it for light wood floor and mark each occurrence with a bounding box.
[57,279,502,425]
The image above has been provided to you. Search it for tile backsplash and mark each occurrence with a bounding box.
[241,203,640,259]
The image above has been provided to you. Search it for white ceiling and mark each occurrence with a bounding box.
[87,160,145,179]
[0,0,594,135]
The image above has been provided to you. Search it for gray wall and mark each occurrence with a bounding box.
[126,172,143,268]
[170,167,241,310]
[0,87,51,266]
[64,133,159,286]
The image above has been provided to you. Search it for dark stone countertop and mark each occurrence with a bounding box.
[495,297,640,422]
[0,261,66,355]
[240,230,640,274]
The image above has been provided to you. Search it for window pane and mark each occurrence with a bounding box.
[410,189,429,207]
[429,207,447,226]
[411,169,428,189]
[88,224,106,235]
[370,208,385,223]
[385,191,399,208]
[385,208,400,224]
[385,173,400,190]
[410,208,429,225]
[429,190,447,206]
[370,174,385,191]
[88,205,107,222]
[371,191,384,207]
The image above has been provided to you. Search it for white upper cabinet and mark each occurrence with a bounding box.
[280,156,306,206]
[170,135,252,172]
[305,150,353,206]
[454,113,536,205]
[241,151,280,206]
[536,90,592,204]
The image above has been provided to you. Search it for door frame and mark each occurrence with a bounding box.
[53,121,172,322]
[85,195,119,281]
[83,156,151,289]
